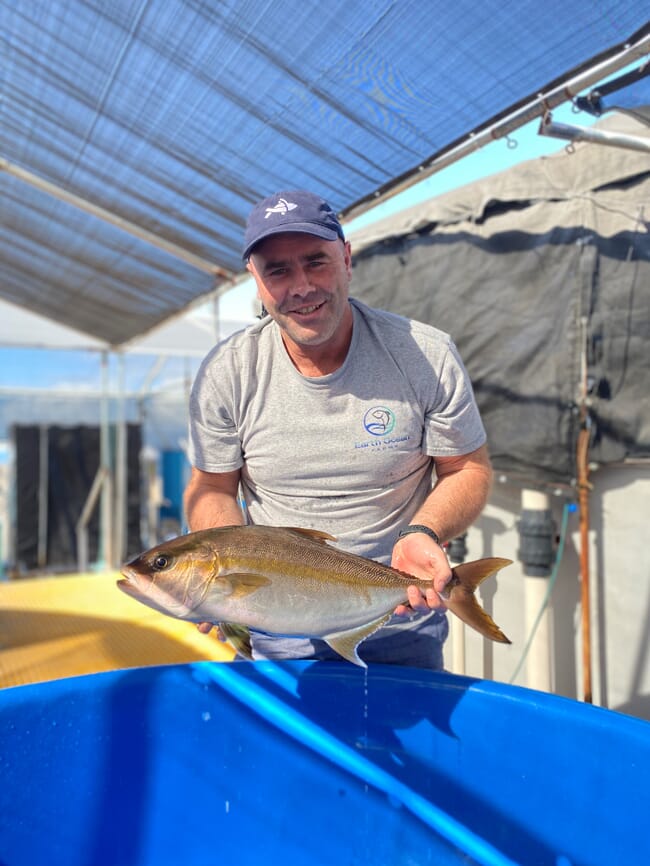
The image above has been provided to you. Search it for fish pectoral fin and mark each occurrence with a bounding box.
[228,572,272,599]
[323,614,391,668]
[283,527,337,544]
[218,622,253,660]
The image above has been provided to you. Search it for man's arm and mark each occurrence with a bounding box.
[183,467,244,635]
[391,443,493,614]
[183,467,244,531]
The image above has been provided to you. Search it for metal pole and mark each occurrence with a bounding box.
[0,158,234,279]
[99,351,113,569]
[577,317,593,704]
[539,114,650,154]
[114,352,127,566]
[76,467,109,573]
[577,428,593,703]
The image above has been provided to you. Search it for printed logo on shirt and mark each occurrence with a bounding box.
[363,406,396,437]
[355,406,412,452]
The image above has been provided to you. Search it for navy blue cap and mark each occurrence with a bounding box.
[243,190,345,260]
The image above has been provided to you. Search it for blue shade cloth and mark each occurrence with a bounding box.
[1,1,647,344]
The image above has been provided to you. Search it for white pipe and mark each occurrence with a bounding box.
[523,575,554,692]
[450,618,466,676]
[522,489,554,693]
[76,466,108,573]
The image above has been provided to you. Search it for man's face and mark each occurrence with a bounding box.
[247,233,352,351]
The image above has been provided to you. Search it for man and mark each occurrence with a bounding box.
[184,190,492,667]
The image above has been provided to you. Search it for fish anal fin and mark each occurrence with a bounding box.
[218,622,253,660]
[283,527,337,544]
[323,614,391,667]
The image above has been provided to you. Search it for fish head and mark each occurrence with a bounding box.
[118,533,231,622]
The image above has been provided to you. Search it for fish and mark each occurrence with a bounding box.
[118,524,512,667]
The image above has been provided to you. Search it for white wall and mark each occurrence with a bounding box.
[447,464,650,722]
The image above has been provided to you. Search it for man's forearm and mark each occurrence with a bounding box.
[183,469,244,531]
[411,445,493,542]
[186,492,243,531]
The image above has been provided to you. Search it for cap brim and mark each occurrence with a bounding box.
[243,223,341,260]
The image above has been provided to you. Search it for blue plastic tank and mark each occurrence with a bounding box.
[1,661,649,866]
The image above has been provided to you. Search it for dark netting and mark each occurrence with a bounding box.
[350,124,650,487]
[13,423,143,574]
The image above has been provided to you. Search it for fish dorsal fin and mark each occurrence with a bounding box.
[227,572,272,600]
[283,527,337,544]
[218,622,253,660]
[323,614,391,668]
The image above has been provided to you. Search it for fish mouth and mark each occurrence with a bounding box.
[117,565,157,605]
[118,564,143,590]
[116,568,196,619]
[117,577,137,594]
[117,572,147,602]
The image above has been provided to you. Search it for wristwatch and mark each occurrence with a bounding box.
[397,524,441,546]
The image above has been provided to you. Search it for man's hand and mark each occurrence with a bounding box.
[391,531,451,615]
[197,621,220,636]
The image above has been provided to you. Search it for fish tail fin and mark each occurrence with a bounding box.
[446,557,512,644]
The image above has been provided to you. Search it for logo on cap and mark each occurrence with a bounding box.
[264,198,298,219]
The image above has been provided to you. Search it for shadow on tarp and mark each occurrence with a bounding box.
[1,661,649,866]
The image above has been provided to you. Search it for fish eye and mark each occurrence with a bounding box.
[152,554,170,571]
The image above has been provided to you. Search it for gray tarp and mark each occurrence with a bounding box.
[349,114,650,487]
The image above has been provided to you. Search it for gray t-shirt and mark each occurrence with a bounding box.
[188,299,485,667]
[188,298,486,563]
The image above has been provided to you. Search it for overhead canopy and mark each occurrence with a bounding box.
[1,2,648,346]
